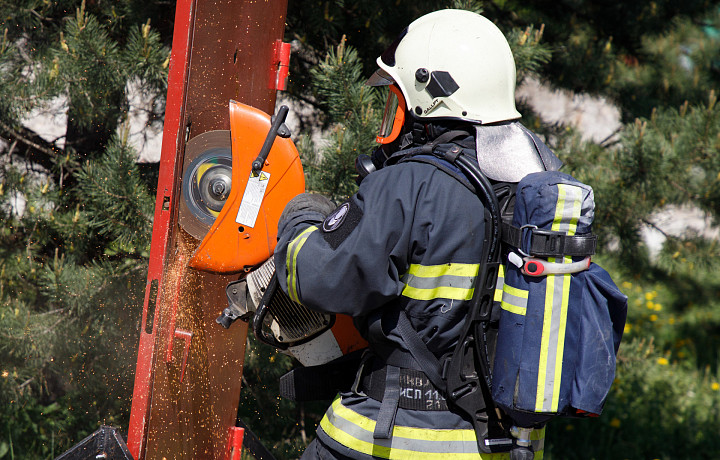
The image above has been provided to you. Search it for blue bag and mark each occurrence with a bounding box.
[492,171,628,427]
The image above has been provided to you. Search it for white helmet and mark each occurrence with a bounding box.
[367,9,520,126]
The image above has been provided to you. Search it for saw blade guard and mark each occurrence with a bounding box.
[188,101,305,273]
[178,131,234,240]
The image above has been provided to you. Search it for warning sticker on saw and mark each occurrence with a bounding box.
[235,171,271,228]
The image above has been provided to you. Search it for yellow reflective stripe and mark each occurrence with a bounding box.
[319,397,517,459]
[329,397,473,441]
[501,303,526,316]
[536,273,553,411]
[320,419,487,460]
[285,226,318,303]
[503,284,528,299]
[401,263,479,301]
[402,285,474,301]
[494,264,505,302]
[406,263,479,278]
[552,184,582,234]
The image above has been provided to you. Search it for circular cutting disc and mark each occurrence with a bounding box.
[178,130,232,240]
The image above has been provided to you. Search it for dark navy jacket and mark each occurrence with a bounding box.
[274,159,545,458]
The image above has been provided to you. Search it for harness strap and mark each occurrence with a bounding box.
[365,309,449,436]
[373,365,400,439]
[362,366,449,411]
[502,221,597,257]
[395,310,445,390]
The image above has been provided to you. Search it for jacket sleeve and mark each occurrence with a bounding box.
[274,164,425,317]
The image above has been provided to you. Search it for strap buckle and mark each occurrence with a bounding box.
[350,351,371,397]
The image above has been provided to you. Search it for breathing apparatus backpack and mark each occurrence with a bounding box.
[491,171,628,441]
[366,132,628,458]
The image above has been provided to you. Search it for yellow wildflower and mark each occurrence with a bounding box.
[649,314,658,322]
[657,357,669,366]
[712,382,719,391]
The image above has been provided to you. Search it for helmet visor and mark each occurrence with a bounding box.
[376,85,406,145]
[365,67,395,87]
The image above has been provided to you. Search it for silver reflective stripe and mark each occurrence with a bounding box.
[320,397,546,459]
[500,284,528,316]
[402,273,475,291]
[552,183,582,234]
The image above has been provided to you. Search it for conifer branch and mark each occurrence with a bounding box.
[0,120,61,171]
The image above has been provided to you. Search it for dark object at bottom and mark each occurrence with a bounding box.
[235,418,277,460]
[510,445,535,460]
[55,425,133,460]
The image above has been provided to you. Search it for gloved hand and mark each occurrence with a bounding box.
[278,192,336,229]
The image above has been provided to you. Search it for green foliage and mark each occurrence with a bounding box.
[491,0,720,121]
[560,94,720,265]
[0,259,144,458]
[299,38,383,200]
[75,135,154,254]
[547,338,720,459]
[507,25,553,84]
[0,1,166,455]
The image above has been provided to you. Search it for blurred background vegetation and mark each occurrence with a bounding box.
[1,0,720,458]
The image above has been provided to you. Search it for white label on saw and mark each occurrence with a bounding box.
[235,171,271,228]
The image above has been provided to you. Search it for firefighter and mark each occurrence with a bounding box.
[274,9,558,459]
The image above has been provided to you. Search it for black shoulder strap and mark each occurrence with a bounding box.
[389,133,513,452]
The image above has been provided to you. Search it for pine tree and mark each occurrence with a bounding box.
[0,1,169,456]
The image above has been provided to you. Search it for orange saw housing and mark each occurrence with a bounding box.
[189,101,305,273]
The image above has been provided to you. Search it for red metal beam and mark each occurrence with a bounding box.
[127,0,289,458]
[126,0,195,456]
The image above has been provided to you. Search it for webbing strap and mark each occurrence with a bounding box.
[362,366,449,411]
[396,311,445,391]
[374,365,400,439]
[502,222,596,258]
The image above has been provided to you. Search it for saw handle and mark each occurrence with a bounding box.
[252,105,290,173]
[252,272,290,350]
